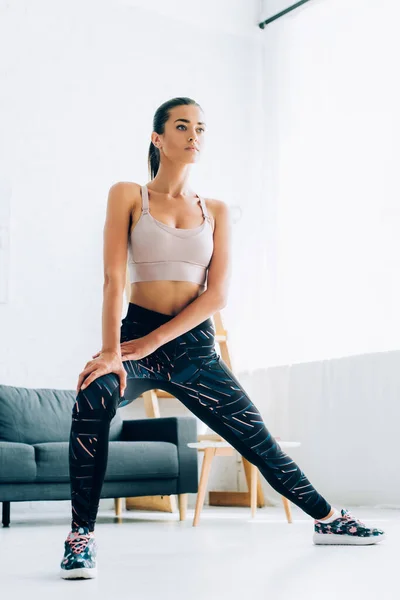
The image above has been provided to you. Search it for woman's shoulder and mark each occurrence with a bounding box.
[203,196,228,210]
[205,197,227,208]
[110,181,141,194]
[203,197,230,232]
[108,181,142,213]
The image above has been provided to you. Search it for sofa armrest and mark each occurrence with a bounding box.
[121,416,198,493]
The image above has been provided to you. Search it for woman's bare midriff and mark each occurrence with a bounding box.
[127,182,214,317]
[129,281,205,317]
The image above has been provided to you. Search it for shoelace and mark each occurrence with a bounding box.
[340,511,366,528]
[67,532,93,554]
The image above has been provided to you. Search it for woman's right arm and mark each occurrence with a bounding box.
[101,182,137,355]
[77,182,139,395]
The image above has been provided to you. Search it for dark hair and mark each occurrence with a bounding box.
[148,97,203,180]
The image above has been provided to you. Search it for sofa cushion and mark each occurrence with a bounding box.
[0,441,36,482]
[0,384,123,444]
[34,440,179,483]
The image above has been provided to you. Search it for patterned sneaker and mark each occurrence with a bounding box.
[313,508,386,545]
[60,526,97,579]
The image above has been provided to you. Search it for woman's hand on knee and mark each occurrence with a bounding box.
[76,351,127,397]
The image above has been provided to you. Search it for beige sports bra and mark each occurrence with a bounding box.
[127,185,214,289]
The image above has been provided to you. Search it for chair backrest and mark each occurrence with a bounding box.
[0,383,123,444]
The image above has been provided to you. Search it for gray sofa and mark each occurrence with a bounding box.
[0,383,199,527]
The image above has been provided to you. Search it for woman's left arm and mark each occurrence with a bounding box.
[151,199,232,347]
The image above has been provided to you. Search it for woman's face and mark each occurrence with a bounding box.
[152,104,206,164]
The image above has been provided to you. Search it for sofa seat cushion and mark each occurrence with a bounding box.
[0,442,36,482]
[34,440,179,483]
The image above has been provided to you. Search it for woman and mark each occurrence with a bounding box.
[60,97,385,580]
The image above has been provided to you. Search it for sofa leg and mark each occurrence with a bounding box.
[2,502,10,527]
[178,494,188,521]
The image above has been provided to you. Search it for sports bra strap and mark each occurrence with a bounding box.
[198,195,211,222]
[141,185,149,214]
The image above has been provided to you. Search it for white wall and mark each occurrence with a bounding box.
[261,0,400,367]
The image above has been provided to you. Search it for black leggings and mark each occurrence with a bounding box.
[69,302,331,531]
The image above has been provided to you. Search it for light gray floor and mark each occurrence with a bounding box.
[0,503,396,600]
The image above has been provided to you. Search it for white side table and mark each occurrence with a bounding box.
[187,439,301,527]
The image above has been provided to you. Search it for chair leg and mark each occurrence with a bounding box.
[250,464,258,518]
[193,447,215,527]
[2,501,10,527]
[282,497,292,523]
[114,497,122,517]
[178,494,188,521]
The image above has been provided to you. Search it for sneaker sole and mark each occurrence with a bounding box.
[60,566,98,579]
[313,532,386,545]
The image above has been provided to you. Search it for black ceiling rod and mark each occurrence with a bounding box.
[259,0,312,28]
